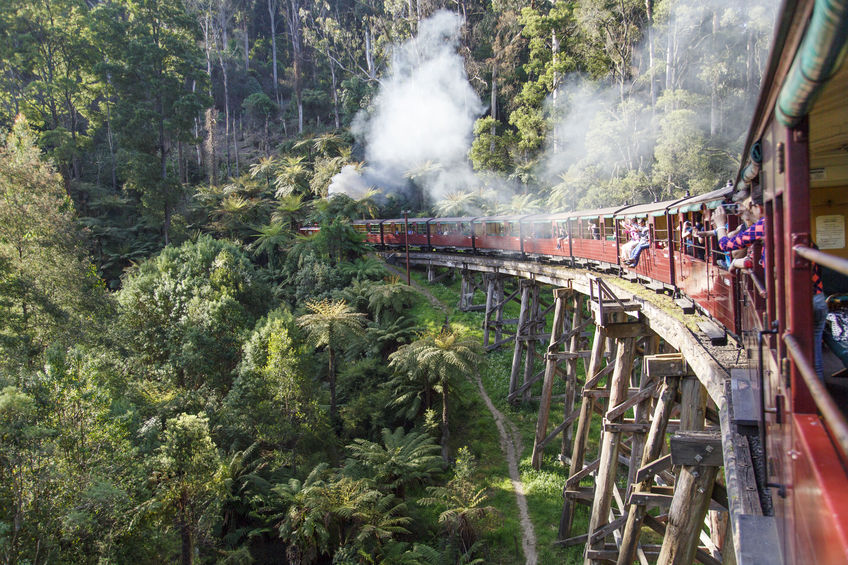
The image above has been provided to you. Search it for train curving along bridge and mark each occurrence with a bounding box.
[385,251,780,565]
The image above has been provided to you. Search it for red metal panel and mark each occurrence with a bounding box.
[429,232,473,249]
[628,246,674,285]
[784,120,815,414]
[791,414,848,565]
[571,239,618,264]
[475,234,522,253]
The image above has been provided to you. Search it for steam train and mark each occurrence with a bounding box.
[350,185,740,334]
[303,0,848,562]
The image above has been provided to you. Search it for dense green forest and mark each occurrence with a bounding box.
[0,0,777,563]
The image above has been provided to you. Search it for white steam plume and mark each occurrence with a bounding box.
[329,11,485,204]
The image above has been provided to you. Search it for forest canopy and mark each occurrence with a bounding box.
[0,0,778,562]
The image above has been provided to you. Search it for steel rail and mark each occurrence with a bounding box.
[794,244,848,277]
[784,332,848,457]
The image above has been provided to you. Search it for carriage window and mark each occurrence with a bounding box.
[353,224,367,233]
[415,223,427,235]
[369,224,380,234]
[533,222,552,238]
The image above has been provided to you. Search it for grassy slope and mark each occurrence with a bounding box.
[405,268,594,564]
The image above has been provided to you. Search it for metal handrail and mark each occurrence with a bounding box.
[783,333,848,457]
[742,268,768,298]
[794,245,848,277]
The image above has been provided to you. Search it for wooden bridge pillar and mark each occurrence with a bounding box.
[616,354,688,565]
[509,280,554,400]
[559,323,609,539]
[530,286,572,466]
[656,377,720,565]
[584,335,637,565]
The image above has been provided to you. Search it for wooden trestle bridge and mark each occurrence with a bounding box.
[384,251,780,565]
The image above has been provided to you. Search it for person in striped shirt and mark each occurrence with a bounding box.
[713,190,827,378]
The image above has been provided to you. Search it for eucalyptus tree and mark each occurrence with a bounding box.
[297,299,366,423]
[0,116,106,370]
[92,0,209,245]
[151,413,223,565]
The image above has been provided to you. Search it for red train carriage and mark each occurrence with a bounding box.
[734,0,848,562]
[472,215,526,255]
[520,212,573,260]
[428,217,475,250]
[351,219,383,245]
[568,206,628,266]
[380,218,430,248]
[616,200,678,285]
[666,186,740,332]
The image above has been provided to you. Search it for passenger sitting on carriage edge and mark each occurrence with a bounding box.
[621,219,640,261]
[624,220,650,267]
[713,188,827,378]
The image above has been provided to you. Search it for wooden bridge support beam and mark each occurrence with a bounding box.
[559,322,608,539]
[562,293,586,459]
[616,355,688,565]
[584,335,637,565]
[483,274,506,347]
[530,286,573,467]
[656,378,718,565]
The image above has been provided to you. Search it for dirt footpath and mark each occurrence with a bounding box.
[383,261,539,564]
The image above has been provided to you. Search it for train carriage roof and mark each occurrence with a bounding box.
[382,217,431,223]
[668,185,734,214]
[619,199,681,218]
[474,214,532,223]
[429,216,475,223]
[577,205,634,220]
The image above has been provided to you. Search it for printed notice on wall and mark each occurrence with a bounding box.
[816,214,845,249]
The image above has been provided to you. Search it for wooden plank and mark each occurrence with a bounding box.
[644,354,689,378]
[536,408,580,450]
[603,322,650,339]
[564,486,595,502]
[606,382,658,421]
[646,280,666,294]
[670,431,723,466]
[589,515,628,543]
[584,387,642,399]
[697,320,727,346]
[583,362,615,390]
[603,422,649,433]
[730,367,760,426]
[634,454,673,483]
[565,457,601,489]
[506,368,546,402]
[674,298,696,314]
[733,433,763,516]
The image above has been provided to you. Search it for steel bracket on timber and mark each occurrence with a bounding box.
[388,252,777,565]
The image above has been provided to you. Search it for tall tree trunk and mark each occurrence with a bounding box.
[205,108,217,184]
[179,514,193,565]
[105,74,118,191]
[646,0,656,116]
[269,0,280,106]
[551,29,559,153]
[328,346,337,422]
[441,390,449,461]
[178,141,185,184]
[202,16,216,182]
[232,115,239,176]
[218,50,231,179]
[710,9,718,136]
[490,62,497,153]
[365,26,375,81]
[242,16,249,71]
[330,62,340,129]
[286,0,304,133]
